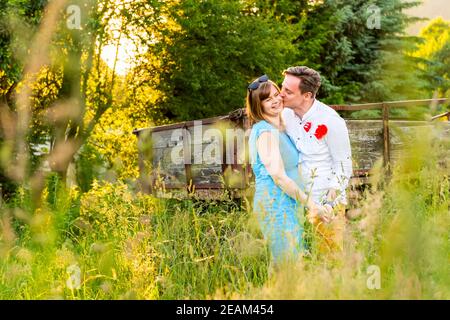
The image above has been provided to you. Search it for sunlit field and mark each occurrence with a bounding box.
[0,0,449,300]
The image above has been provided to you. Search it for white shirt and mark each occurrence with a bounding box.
[282,100,352,205]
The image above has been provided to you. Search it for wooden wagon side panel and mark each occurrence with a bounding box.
[137,115,448,199]
[346,120,383,174]
[345,120,443,175]
[151,129,187,189]
[187,122,225,188]
[222,119,250,189]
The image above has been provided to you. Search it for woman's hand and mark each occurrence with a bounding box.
[318,204,334,223]
[306,202,318,224]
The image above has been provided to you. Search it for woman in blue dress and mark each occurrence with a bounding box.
[246,75,330,265]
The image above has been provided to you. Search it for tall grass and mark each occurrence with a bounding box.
[0,177,269,299]
[0,122,449,299]
[229,122,450,300]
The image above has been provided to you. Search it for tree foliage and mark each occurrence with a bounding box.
[414,17,450,98]
[149,0,297,120]
[143,0,428,121]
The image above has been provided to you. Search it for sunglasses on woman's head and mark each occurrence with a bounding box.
[248,74,269,90]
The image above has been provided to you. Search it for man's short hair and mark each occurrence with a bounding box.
[283,66,321,97]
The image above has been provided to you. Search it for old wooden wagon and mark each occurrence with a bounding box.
[133,98,449,200]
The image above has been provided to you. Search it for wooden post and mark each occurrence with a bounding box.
[382,103,391,174]
[221,122,229,189]
[182,125,193,193]
[133,129,152,194]
[243,115,252,188]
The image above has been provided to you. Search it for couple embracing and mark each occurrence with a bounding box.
[246,66,353,266]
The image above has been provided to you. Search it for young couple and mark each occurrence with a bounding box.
[246,66,353,265]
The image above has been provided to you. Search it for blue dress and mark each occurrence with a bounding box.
[249,120,305,264]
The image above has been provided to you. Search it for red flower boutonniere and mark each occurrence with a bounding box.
[314,124,328,140]
[303,122,312,132]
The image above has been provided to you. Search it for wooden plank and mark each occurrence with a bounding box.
[346,120,383,172]
[191,164,224,185]
[151,128,186,189]
[331,98,449,111]
[186,122,225,187]
[151,146,186,188]
[151,129,184,149]
[182,127,193,192]
[431,111,450,121]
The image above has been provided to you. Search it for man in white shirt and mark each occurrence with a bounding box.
[280,66,353,252]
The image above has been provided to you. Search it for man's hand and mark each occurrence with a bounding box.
[306,201,318,224]
[318,204,334,223]
[327,189,338,202]
[307,202,334,224]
